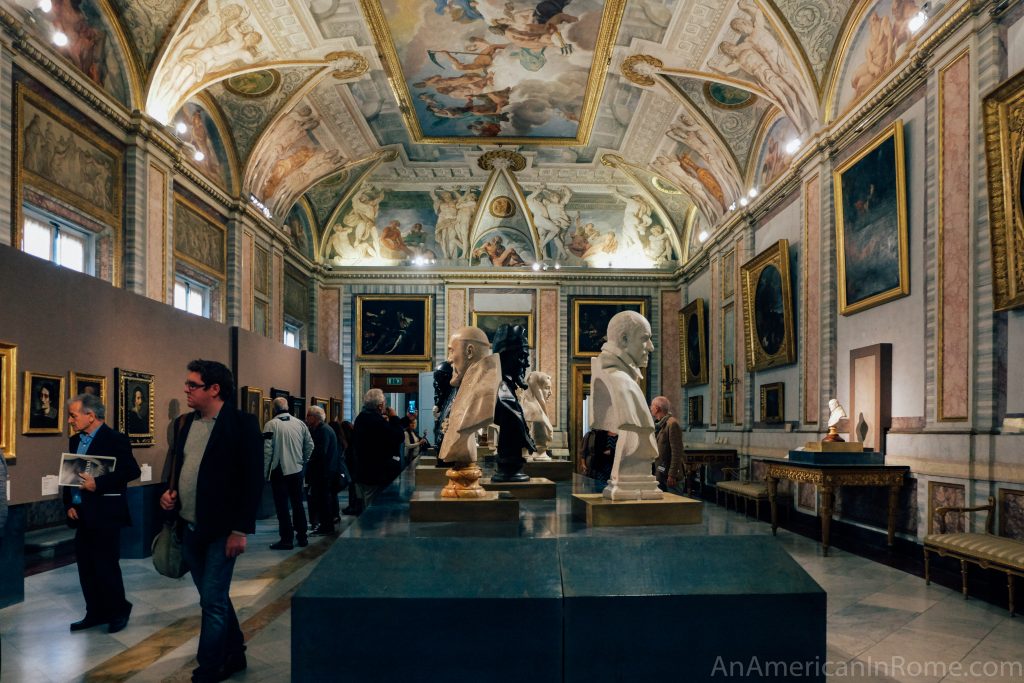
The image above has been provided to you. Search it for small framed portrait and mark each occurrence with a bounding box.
[270,387,290,401]
[261,397,273,428]
[22,371,65,435]
[116,369,155,447]
[329,397,343,423]
[471,311,534,347]
[355,295,432,360]
[68,371,107,436]
[834,119,909,315]
[571,297,649,357]
[311,396,329,414]
[687,395,704,427]
[1,341,17,459]
[59,453,116,487]
[241,386,263,417]
[290,396,306,419]
[741,239,796,371]
[760,382,785,424]
[679,298,708,386]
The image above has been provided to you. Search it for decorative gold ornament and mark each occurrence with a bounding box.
[478,150,526,172]
[489,196,516,218]
[621,55,663,87]
[326,51,369,80]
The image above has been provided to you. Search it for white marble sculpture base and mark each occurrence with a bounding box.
[602,474,663,501]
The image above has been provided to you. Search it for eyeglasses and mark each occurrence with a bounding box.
[184,381,209,391]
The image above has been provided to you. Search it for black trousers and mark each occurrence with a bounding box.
[75,525,129,620]
[270,467,307,542]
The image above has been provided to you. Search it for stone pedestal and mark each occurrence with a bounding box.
[571,492,702,527]
[414,465,450,487]
[409,490,520,522]
[482,477,556,499]
[523,459,574,481]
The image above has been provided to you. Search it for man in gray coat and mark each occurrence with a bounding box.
[263,397,313,549]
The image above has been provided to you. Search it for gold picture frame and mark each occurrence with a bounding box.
[355,294,432,360]
[1,342,17,459]
[679,298,708,386]
[355,362,432,410]
[261,397,273,428]
[687,395,704,427]
[311,396,329,414]
[22,371,65,435]
[330,397,343,423]
[68,372,107,436]
[833,120,910,315]
[471,311,534,347]
[740,239,796,371]
[760,382,785,424]
[569,363,593,468]
[571,297,649,358]
[116,368,155,447]
[241,386,263,418]
[983,69,1024,311]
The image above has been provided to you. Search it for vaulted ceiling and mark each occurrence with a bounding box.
[4,0,929,260]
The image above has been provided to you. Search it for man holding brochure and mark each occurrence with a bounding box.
[62,392,141,634]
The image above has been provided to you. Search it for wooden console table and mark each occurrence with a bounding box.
[681,448,738,495]
[758,459,909,556]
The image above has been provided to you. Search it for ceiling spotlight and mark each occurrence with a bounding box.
[37,0,52,12]
[908,10,927,34]
[739,197,749,207]
[531,262,541,271]
[52,31,68,47]
[785,138,802,155]
[729,202,737,212]
[193,150,205,162]
[553,262,561,270]
[175,121,188,135]
[748,188,758,198]
[698,230,709,243]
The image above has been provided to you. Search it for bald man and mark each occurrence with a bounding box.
[439,327,500,466]
[650,396,684,491]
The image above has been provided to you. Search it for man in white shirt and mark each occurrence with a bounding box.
[263,396,313,549]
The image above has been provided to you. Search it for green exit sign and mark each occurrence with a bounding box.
[387,377,402,385]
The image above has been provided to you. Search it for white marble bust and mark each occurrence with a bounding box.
[438,327,500,466]
[827,399,847,428]
[520,371,553,461]
[589,311,663,500]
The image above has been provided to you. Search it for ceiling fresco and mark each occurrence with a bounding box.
[1,0,946,266]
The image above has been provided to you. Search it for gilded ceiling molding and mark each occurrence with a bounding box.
[478,150,527,172]
[325,51,368,80]
[621,54,662,87]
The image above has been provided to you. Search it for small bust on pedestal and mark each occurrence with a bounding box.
[823,399,847,442]
[491,324,536,483]
[590,311,662,500]
[438,327,500,497]
[521,371,553,462]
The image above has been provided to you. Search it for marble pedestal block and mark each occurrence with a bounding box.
[293,538,562,683]
[482,477,556,499]
[408,490,520,522]
[523,459,574,481]
[560,536,826,682]
[571,492,702,526]
[414,465,450,487]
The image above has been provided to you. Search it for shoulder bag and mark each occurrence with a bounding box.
[152,416,189,578]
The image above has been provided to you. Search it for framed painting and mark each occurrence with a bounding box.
[355,362,432,410]
[355,295,432,360]
[999,488,1024,541]
[740,239,796,371]
[983,69,1024,310]
[571,297,649,357]
[261,397,273,428]
[1,343,17,458]
[69,372,107,436]
[22,371,65,435]
[721,364,735,425]
[687,395,704,427]
[241,386,263,417]
[834,119,909,315]
[471,311,534,347]
[311,396,329,414]
[290,396,307,419]
[928,481,965,534]
[116,369,155,447]
[330,397,343,423]
[679,298,708,386]
[760,382,784,424]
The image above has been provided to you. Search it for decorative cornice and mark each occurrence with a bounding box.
[320,267,676,284]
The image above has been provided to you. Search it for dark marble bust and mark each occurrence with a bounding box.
[491,324,535,482]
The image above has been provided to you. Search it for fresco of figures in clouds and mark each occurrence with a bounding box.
[325,184,678,269]
[755,116,798,190]
[834,0,922,115]
[378,0,613,140]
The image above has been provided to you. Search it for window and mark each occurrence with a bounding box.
[174,275,210,317]
[283,321,302,349]
[22,211,93,274]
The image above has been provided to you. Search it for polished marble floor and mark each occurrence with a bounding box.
[1,476,1022,682]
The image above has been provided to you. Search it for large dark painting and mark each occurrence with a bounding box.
[741,240,796,371]
[472,311,534,347]
[571,297,648,357]
[834,119,909,315]
[116,368,155,447]
[678,298,707,386]
[356,295,432,360]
